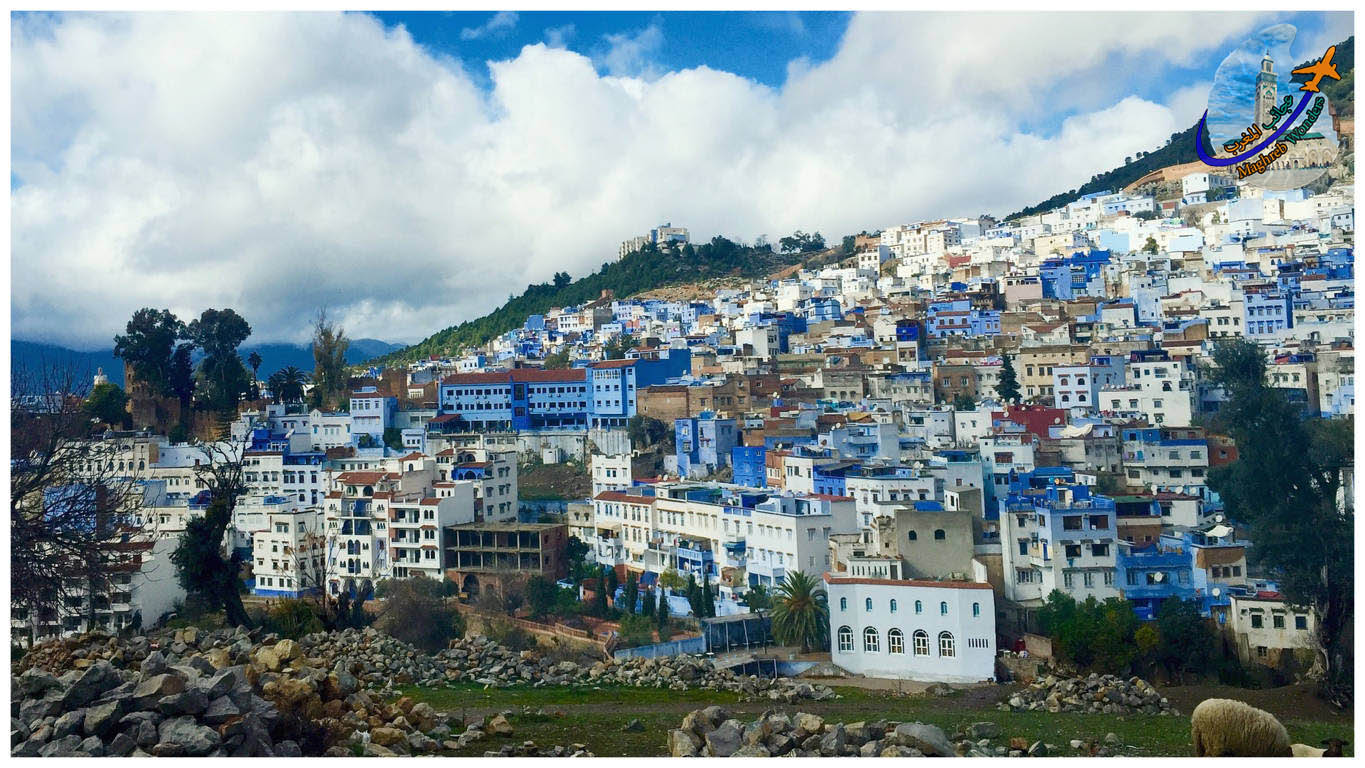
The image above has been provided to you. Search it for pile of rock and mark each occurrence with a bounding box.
[13,626,835,758]
[13,654,297,757]
[669,706,964,758]
[997,673,1177,716]
[669,709,1129,758]
[298,629,837,702]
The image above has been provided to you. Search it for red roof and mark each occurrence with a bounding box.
[593,491,652,504]
[589,359,639,369]
[442,368,587,385]
[809,493,854,502]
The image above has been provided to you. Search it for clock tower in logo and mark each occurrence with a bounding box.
[1254,50,1277,126]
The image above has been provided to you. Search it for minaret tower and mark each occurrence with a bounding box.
[1255,51,1277,127]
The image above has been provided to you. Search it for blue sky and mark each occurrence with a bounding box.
[10,11,1355,348]
[367,11,850,89]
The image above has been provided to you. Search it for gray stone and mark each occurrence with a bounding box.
[704,719,743,757]
[140,651,169,678]
[893,722,955,757]
[83,699,124,737]
[1028,740,1048,757]
[669,729,700,757]
[275,740,301,757]
[158,688,209,716]
[202,668,239,699]
[203,695,243,725]
[968,721,1000,739]
[52,709,85,739]
[17,668,61,698]
[157,716,221,756]
[107,732,137,756]
[62,662,120,708]
[819,723,847,756]
[135,719,160,748]
[132,673,186,709]
[39,734,85,756]
[78,735,105,756]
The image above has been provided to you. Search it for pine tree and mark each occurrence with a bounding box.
[594,568,609,617]
[656,592,670,636]
[622,572,638,615]
[997,354,1021,403]
[702,579,716,618]
[641,588,655,619]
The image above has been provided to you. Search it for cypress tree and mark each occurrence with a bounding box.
[997,354,1021,403]
[656,592,670,635]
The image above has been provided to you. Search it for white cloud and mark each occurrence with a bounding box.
[459,11,517,41]
[544,24,575,49]
[12,11,1304,349]
[596,23,664,78]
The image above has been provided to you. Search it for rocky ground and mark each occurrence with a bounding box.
[669,706,1127,757]
[996,673,1178,716]
[11,626,836,757]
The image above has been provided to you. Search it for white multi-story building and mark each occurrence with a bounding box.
[1098,357,1197,427]
[826,574,996,683]
[251,507,326,597]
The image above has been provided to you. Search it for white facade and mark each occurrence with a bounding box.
[826,575,996,683]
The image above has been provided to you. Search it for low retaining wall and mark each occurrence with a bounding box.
[613,634,706,660]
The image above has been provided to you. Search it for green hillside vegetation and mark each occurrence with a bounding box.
[1291,35,1353,117]
[373,238,808,365]
[1009,35,1353,220]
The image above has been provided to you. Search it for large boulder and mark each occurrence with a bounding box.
[704,720,743,757]
[892,722,954,757]
[156,716,221,756]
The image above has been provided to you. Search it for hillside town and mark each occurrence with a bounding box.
[16,148,1354,693]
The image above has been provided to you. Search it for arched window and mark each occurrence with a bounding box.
[934,529,946,540]
[865,597,873,612]
[837,626,854,652]
[939,631,955,657]
[888,628,905,654]
[940,601,949,616]
[864,627,880,653]
[137,460,145,470]
[912,629,930,656]
[840,597,847,611]
[908,530,918,541]
[972,602,981,617]
[890,599,898,613]
[914,600,923,614]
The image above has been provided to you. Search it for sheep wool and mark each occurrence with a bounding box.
[1191,698,1292,757]
[1291,744,1327,757]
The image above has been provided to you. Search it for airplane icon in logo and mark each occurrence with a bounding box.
[1291,45,1341,93]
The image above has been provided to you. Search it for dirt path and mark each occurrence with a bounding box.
[1158,682,1352,724]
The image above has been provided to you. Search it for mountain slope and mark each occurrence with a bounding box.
[1009,35,1353,220]
[372,237,813,365]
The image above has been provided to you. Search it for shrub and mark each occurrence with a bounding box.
[374,577,462,653]
[618,614,655,648]
[265,599,324,639]
[485,618,535,651]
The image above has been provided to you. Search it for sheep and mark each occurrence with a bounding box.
[1291,738,1348,757]
[1191,698,1292,757]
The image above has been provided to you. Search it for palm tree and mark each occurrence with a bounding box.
[770,571,829,653]
[246,351,263,400]
[267,366,307,404]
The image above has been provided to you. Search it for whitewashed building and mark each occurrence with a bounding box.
[826,574,997,683]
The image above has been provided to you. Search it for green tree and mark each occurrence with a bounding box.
[169,343,195,412]
[382,427,404,452]
[83,382,129,427]
[1143,236,1159,254]
[621,571,638,615]
[264,598,323,639]
[641,588,656,618]
[1153,598,1215,684]
[311,308,351,410]
[656,591,671,636]
[592,568,609,617]
[952,392,976,411]
[685,573,700,615]
[172,503,252,628]
[770,571,829,652]
[525,575,558,619]
[658,567,687,592]
[605,334,638,361]
[745,584,772,612]
[627,415,673,451]
[841,234,856,255]
[114,308,184,396]
[267,366,308,404]
[543,350,571,369]
[565,536,591,584]
[188,308,253,414]
[1205,338,1353,703]
[996,355,1021,403]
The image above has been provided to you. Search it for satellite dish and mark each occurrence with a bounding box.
[1214,514,1225,523]
[1152,572,1165,582]
[1211,587,1221,598]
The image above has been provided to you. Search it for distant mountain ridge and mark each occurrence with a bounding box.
[12,338,401,391]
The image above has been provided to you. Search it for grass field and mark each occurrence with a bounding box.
[400,681,1353,757]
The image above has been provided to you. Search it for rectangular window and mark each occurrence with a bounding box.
[1251,614,1263,629]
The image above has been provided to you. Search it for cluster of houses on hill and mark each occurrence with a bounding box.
[19,173,1351,682]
